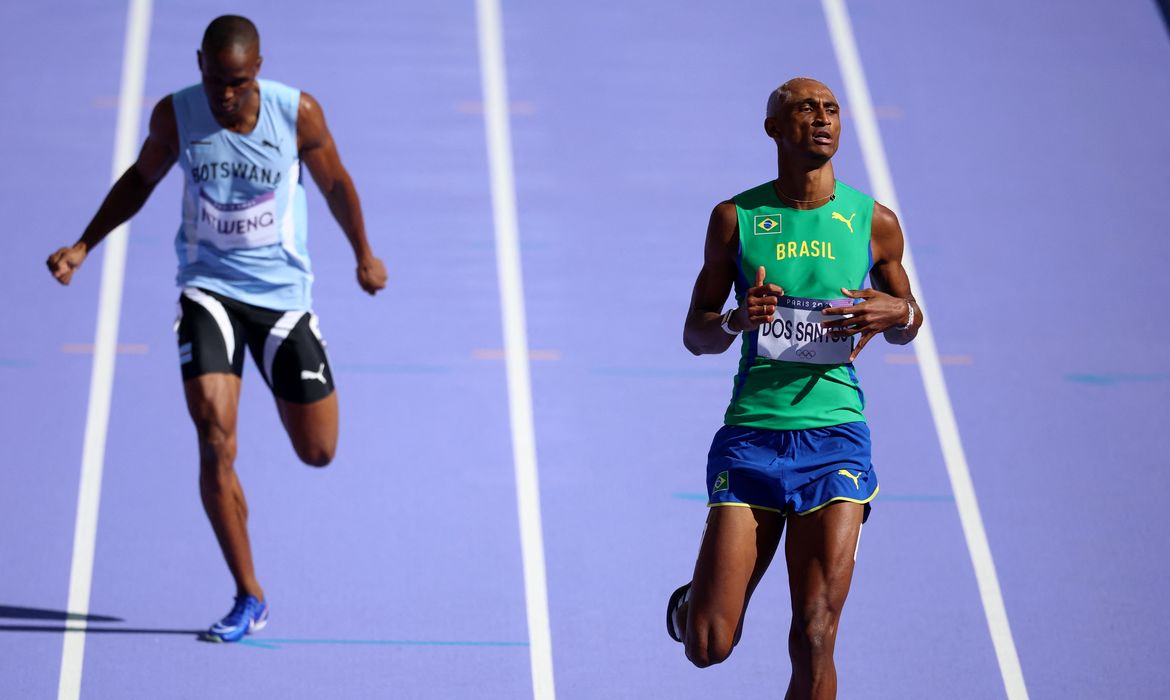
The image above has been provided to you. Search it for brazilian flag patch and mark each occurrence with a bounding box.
[753,215,781,235]
[712,470,729,493]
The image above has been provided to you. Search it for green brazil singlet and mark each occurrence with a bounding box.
[725,180,875,430]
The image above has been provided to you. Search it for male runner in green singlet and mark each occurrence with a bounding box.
[666,78,922,699]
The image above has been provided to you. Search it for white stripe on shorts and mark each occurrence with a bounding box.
[262,311,305,384]
[181,287,235,366]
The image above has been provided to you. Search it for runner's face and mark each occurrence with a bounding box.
[767,82,841,160]
[198,46,261,123]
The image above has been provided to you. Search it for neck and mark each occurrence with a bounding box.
[774,158,835,209]
[216,94,261,134]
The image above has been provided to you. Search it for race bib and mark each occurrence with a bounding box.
[196,190,279,250]
[756,296,855,364]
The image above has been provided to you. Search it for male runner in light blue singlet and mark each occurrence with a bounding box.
[46,15,387,642]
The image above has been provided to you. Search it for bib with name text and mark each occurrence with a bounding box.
[755,296,854,365]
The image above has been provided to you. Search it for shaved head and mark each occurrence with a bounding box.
[201,15,259,55]
[766,77,830,118]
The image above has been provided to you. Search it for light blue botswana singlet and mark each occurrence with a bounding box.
[172,79,312,311]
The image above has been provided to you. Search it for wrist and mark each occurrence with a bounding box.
[893,299,915,330]
[719,308,741,336]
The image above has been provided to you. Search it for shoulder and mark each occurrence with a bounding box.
[870,201,904,261]
[730,181,775,209]
[166,85,199,122]
[295,91,328,137]
[706,200,739,250]
[148,95,178,144]
[872,201,901,236]
[712,199,737,221]
[257,79,301,124]
[170,83,203,103]
[259,79,301,102]
[297,89,322,119]
[833,180,870,199]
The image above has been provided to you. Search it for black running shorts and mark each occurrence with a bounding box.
[175,287,335,404]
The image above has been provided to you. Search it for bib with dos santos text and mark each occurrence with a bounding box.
[724,180,875,431]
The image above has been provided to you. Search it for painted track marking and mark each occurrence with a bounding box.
[820,0,1029,697]
[57,1,153,698]
[474,0,557,697]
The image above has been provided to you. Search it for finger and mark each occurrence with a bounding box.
[830,324,866,339]
[848,331,876,362]
[749,299,778,320]
[821,303,863,316]
[841,287,876,299]
[766,284,784,295]
[755,266,766,288]
[821,316,860,330]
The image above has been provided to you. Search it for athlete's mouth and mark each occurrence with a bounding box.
[812,130,833,145]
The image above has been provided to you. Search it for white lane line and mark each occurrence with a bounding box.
[820,1,1029,698]
[473,0,556,698]
[58,1,153,698]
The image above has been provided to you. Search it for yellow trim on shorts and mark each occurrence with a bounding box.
[794,484,880,516]
[707,501,785,515]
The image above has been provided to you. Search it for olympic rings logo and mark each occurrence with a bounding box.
[796,349,817,359]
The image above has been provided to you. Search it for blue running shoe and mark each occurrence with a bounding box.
[204,595,269,643]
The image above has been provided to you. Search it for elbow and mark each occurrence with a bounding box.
[885,329,917,345]
[683,330,704,356]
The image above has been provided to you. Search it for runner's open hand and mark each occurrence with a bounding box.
[821,287,911,362]
[46,243,88,286]
[356,255,388,295]
[734,266,784,332]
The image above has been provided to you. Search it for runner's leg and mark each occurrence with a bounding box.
[184,373,264,600]
[276,393,338,467]
[681,505,784,667]
[783,501,864,700]
[248,310,339,467]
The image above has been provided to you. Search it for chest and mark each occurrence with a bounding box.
[738,207,871,297]
[180,110,296,199]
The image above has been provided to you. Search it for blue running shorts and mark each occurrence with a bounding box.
[706,422,877,520]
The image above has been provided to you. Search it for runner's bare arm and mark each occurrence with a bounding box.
[820,202,921,360]
[868,202,921,344]
[297,91,387,295]
[684,202,783,355]
[46,96,178,285]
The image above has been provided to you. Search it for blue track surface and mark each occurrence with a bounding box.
[2,1,1168,698]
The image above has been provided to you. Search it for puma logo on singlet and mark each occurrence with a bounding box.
[831,212,856,233]
[301,363,327,384]
[837,469,861,489]
[261,139,281,152]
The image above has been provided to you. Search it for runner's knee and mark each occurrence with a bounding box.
[791,601,839,657]
[685,618,736,668]
[195,422,237,471]
[294,439,334,468]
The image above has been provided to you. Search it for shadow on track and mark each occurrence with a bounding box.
[0,605,122,623]
[0,605,201,638]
